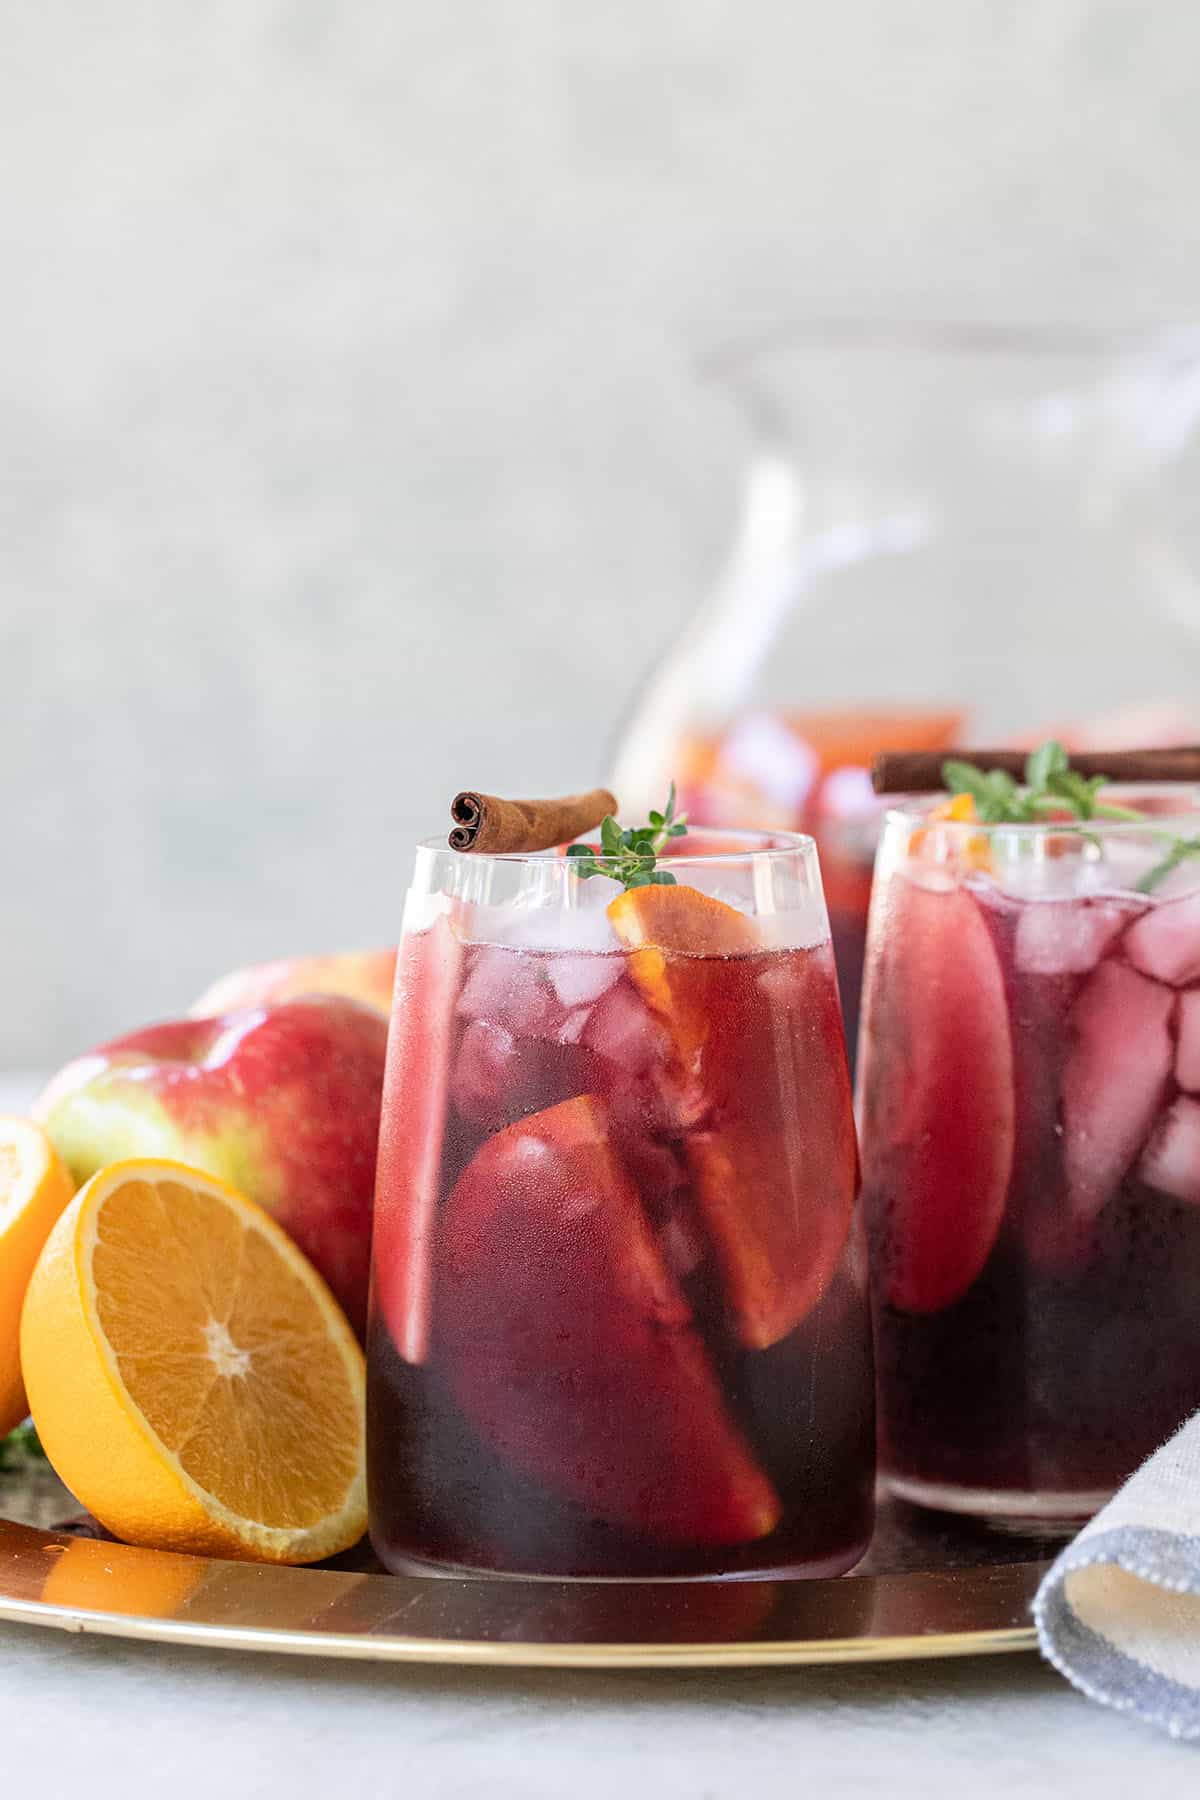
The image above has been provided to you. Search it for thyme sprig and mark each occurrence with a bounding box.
[567,783,689,890]
[943,740,1199,894]
[943,741,1143,825]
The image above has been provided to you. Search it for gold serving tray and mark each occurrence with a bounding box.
[0,1464,1050,1669]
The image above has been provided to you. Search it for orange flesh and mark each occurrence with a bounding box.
[92,1176,361,1528]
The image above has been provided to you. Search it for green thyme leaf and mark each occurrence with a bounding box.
[1138,834,1200,894]
[1025,740,1069,790]
[568,789,689,893]
[600,816,623,858]
[944,743,1145,828]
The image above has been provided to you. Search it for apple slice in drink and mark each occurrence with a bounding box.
[1061,959,1175,1223]
[859,876,1014,1313]
[608,885,855,1349]
[372,916,463,1364]
[436,1095,781,1545]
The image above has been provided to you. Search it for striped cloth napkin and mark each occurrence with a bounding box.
[1036,1414,1200,1740]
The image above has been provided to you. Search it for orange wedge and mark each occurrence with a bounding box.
[607,885,757,1083]
[608,886,856,1349]
[20,1158,366,1564]
[908,792,992,873]
[0,1118,76,1437]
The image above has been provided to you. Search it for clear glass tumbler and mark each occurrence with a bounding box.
[858,789,1200,1526]
[368,830,874,1578]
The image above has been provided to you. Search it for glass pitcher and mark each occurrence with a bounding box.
[611,321,1200,1061]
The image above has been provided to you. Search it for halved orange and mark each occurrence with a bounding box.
[20,1159,366,1564]
[0,1118,76,1437]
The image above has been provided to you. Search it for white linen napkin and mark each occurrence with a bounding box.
[1035,1413,1200,1739]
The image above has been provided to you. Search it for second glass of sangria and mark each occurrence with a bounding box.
[859,751,1200,1525]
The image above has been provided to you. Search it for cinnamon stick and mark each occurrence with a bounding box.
[872,746,1200,795]
[448,787,618,854]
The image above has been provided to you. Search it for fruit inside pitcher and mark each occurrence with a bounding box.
[368,877,874,1579]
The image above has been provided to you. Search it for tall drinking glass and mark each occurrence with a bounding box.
[858,790,1200,1526]
[368,830,874,1578]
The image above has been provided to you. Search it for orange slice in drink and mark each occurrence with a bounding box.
[0,1118,75,1437]
[20,1159,366,1563]
[608,885,758,1092]
[608,886,856,1349]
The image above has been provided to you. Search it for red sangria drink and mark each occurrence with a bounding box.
[368,811,874,1578]
[859,752,1200,1525]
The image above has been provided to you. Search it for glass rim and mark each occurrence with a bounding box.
[884,783,1200,838]
[416,825,817,868]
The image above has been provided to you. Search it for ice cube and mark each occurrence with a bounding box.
[1062,959,1176,1221]
[581,981,666,1076]
[451,1018,517,1127]
[994,838,1105,902]
[898,857,958,895]
[456,945,557,1036]
[1140,1097,1200,1205]
[450,1015,599,1134]
[755,900,829,952]
[469,883,625,956]
[547,954,623,1010]
[1178,991,1200,1092]
[1014,897,1141,977]
[1125,892,1200,986]
[555,1007,591,1045]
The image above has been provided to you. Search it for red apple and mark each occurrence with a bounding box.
[34,997,388,1337]
[190,949,397,1021]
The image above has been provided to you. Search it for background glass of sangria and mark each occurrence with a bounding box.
[368,828,874,1578]
[858,784,1200,1526]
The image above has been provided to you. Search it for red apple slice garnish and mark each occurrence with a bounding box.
[858,876,1014,1313]
[608,885,855,1349]
[372,915,463,1364]
[1061,958,1175,1223]
[436,1094,781,1546]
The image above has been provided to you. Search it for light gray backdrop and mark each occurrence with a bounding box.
[4,2,1199,1067]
